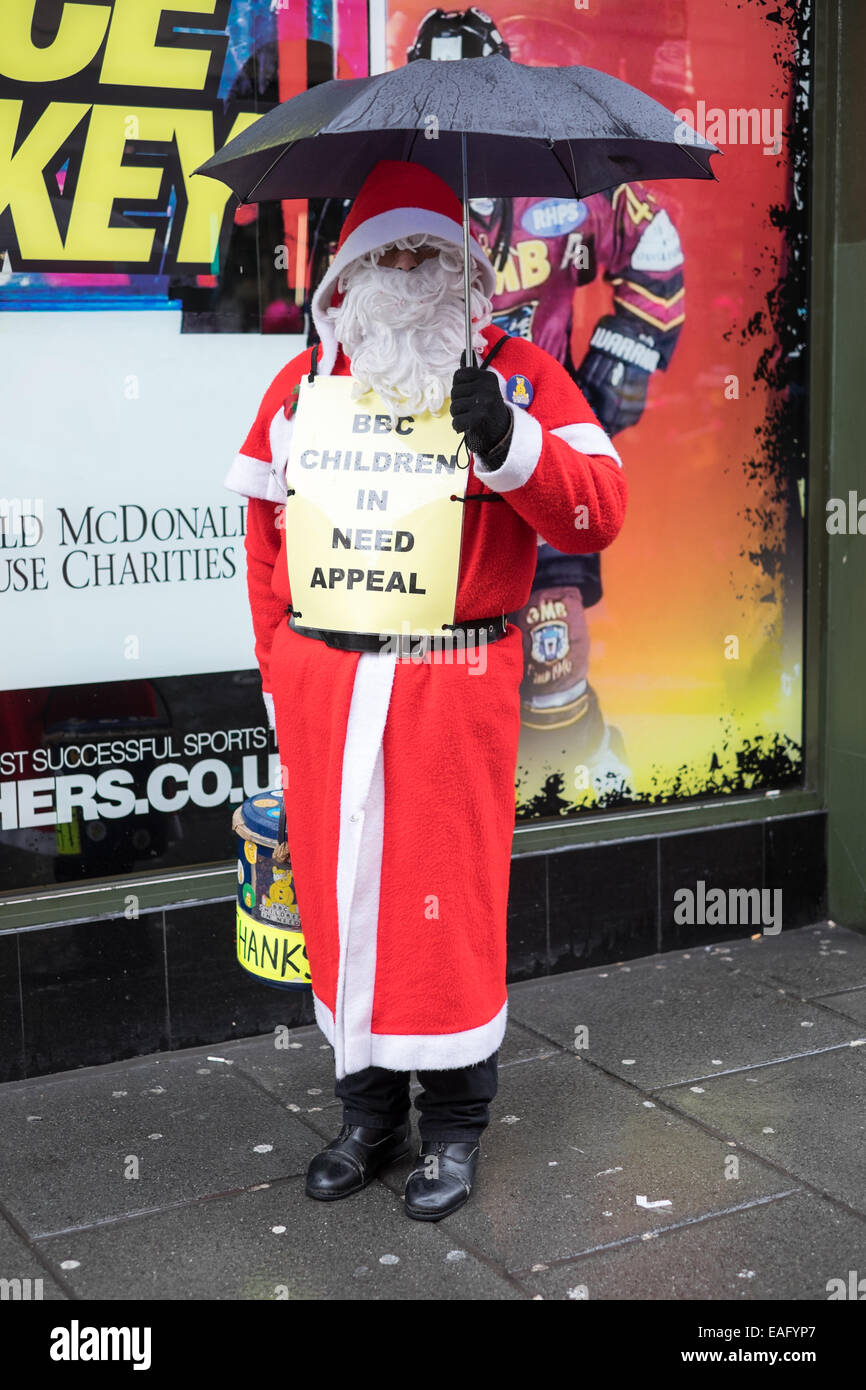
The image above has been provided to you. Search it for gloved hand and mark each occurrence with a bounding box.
[450,359,513,459]
[575,313,659,436]
[576,354,650,437]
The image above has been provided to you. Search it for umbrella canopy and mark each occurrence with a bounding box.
[194,55,719,360]
[194,55,719,204]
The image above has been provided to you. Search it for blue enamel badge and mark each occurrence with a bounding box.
[506,374,534,408]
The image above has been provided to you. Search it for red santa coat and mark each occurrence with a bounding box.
[225,163,627,1078]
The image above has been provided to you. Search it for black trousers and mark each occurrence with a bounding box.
[334,1052,499,1142]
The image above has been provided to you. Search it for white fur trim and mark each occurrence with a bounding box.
[311,206,496,377]
[224,452,286,503]
[551,422,623,468]
[314,993,508,1073]
[332,651,397,1078]
[472,371,623,492]
[313,992,337,1047]
[262,690,275,731]
[473,400,542,493]
[339,737,386,1076]
[268,409,295,485]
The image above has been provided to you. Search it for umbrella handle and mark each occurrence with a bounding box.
[461,132,476,369]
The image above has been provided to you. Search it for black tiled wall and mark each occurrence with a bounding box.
[163,900,315,1050]
[17,913,168,1077]
[1,811,827,1081]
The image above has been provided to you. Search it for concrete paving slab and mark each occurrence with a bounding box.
[722,923,866,997]
[0,1053,321,1237]
[663,1045,866,1213]
[34,1178,524,1300]
[0,1215,68,1300]
[305,1052,799,1273]
[218,1026,341,1115]
[499,1018,563,1067]
[812,988,866,1025]
[506,948,860,1089]
[522,1191,866,1300]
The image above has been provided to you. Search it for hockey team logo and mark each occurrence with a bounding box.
[531,620,569,664]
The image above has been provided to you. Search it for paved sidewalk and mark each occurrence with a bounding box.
[1,922,864,1301]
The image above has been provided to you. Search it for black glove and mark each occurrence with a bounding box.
[450,361,513,460]
[574,313,659,436]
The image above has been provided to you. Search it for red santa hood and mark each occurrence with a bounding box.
[310,159,496,376]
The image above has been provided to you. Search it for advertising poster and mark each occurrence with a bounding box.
[385,0,808,818]
[0,0,347,887]
[0,0,809,891]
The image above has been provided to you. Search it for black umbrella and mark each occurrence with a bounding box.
[195,55,719,360]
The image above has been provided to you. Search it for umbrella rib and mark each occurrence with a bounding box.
[675,137,720,178]
[547,140,580,199]
[243,139,297,204]
[518,62,557,145]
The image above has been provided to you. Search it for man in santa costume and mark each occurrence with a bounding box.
[225,160,627,1221]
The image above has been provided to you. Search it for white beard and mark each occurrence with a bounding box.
[326,236,492,422]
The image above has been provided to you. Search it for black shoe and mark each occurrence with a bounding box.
[305,1120,411,1201]
[404,1139,480,1221]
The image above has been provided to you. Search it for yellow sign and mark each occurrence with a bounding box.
[283,376,468,635]
[236,905,311,987]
